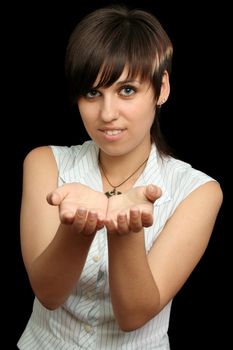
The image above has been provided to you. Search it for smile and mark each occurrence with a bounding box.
[104,129,123,136]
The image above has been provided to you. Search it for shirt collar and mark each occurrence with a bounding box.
[61,141,171,206]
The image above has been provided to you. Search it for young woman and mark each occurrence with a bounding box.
[17,5,223,349]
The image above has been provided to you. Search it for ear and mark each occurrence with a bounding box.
[157,71,170,106]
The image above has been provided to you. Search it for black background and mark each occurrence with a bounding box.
[6,1,229,349]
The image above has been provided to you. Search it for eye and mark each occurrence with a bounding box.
[85,89,100,98]
[119,85,136,96]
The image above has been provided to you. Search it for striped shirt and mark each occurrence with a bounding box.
[18,141,214,349]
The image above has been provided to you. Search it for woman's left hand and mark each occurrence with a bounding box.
[105,185,162,234]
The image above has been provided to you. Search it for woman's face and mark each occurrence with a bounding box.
[77,68,156,158]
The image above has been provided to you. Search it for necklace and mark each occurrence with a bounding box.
[99,156,149,198]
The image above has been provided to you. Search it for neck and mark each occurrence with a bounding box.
[99,139,152,184]
[99,155,149,197]
[99,139,151,190]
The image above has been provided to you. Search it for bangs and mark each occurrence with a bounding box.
[76,31,156,97]
[93,53,153,90]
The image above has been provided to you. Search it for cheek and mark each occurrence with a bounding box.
[145,99,156,121]
[77,102,95,124]
[130,100,155,123]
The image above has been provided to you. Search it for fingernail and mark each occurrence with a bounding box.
[148,185,157,193]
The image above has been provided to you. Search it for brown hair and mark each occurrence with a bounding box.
[65,5,173,156]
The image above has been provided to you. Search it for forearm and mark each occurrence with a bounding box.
[107,229,160,331]
[28,224,95,309]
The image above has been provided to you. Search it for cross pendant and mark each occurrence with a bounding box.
[105,188,122,198]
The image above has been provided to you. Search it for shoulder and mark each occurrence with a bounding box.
[47,141,98,185]
[159,155,217,198]
[50,140,95,165]
[182,179,223,214]
[23,145,53,166]
[24,141,95,168]
[161,155,209,179]
[172,180,223,246]
[23,146,58,181]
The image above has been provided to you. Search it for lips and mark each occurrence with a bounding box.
[98,128,126,140]
[99,127,126,133]
[104,129,123,135]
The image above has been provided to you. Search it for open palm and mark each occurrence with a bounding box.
[47,183,108,234]
[105,185,161,234]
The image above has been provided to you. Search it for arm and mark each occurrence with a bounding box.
[106,182,223,331]
[20,146,107,309]
[106,185,161,331]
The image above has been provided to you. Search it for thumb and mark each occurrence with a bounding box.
[46,186,68,206]
[145,184,162,203]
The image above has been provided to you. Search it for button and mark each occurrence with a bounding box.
[92,255,100,262]
[84,324,92,333]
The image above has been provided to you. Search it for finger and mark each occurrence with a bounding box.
[47,185,70,206]
[59,202,77,224]
[60,211,76,224]
[117,212,129,235]
[72,208,87,232]
[82,210,98,235]
[129,208,142,233]
[46,191,61,206]
[141,210,153,227]
[96,220,105,231]
[104,219,117,234]
[96,213,105,231]
[145,185,162,203]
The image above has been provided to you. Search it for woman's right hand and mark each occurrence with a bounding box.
[47,183,108,235]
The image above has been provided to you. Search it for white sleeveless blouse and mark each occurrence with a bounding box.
[18,141,214,349]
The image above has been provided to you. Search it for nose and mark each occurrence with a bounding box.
[99,94,118,122]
